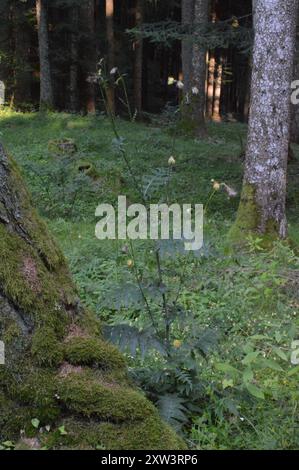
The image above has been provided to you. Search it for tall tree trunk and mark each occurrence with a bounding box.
[206,4,216,120]
[181,0,194,118]
[230,0,298,244]
[106,0,115,116]
[14,0,32,107]
[290,6,299,143]
[80,0,96,114]
[36,0,54,110]
[207,52,215,119]
[212,57,222,121]
[243,61,251,123]
[0,143,184,450]
[191,0,209,137]
[69,6,79,113]
[133,0,144,117]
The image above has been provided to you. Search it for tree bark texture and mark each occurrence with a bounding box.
[191,0,209,136]
[181,0,195,117]
[36,0,54,110]
[106,0,115,116]
[80,0,96,114]
[231,0,298,242]
[133,0,144,116]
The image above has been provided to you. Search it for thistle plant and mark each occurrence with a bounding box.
[94,62,237,430]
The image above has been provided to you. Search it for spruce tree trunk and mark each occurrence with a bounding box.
[69,6,79,113]
[230,0,298,243]
[291,6,299,143]
[14,1,32,107]
[191,0,209,137]
[80,0,96,114]
[36,0,54,110]
[133,0,144,117]
[181,0,195,118]
[212,57,222,122]
[106,0,115,116]
[0,144,184,450]
[207,52,215,119]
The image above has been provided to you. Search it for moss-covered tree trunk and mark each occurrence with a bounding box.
[0,144,184,450]
[230,0,298,244]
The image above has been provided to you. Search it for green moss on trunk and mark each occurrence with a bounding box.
[228,183,280,249]
[0,147,185,450]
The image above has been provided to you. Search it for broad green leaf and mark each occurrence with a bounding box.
[242,368,254,384]
[31,418,40,429]
[250,335,269,341]
[59,426,68,436]
[215,362,240,376]
[242,351,260,365]
[246,383,265,400]
[262,359,284,372]
[273,347,288,362]
[222,378,234,389]
[287,365,299,377]
[3,441,14,448]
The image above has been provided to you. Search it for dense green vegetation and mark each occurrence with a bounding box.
[1,109,299,450]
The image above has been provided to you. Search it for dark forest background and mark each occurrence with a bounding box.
[0,0,252,120]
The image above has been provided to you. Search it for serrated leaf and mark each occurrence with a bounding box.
[157,394,188,430]
[104,324,166,358]
[195,328,220,355]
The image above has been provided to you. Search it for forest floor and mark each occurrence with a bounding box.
[1,109,299,450]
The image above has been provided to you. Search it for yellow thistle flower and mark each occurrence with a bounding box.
[211,179,221,191]
[173,339,182,349]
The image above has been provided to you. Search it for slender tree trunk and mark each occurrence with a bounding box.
[191,0,209,137]
[230,0,298,243]
[80,0,96,114]
[212,57,222,121]
[36,0,54,110]
[243,61,251,123]
[106,0,115,116]
[133,0,144,116]
[69,6,79,113]
[0,143,184,450]
[181,0,194,118]
[207,52,215,119]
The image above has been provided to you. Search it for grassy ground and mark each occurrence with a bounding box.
[1,109,299,450]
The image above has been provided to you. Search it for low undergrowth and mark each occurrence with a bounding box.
[1,108,299,449]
